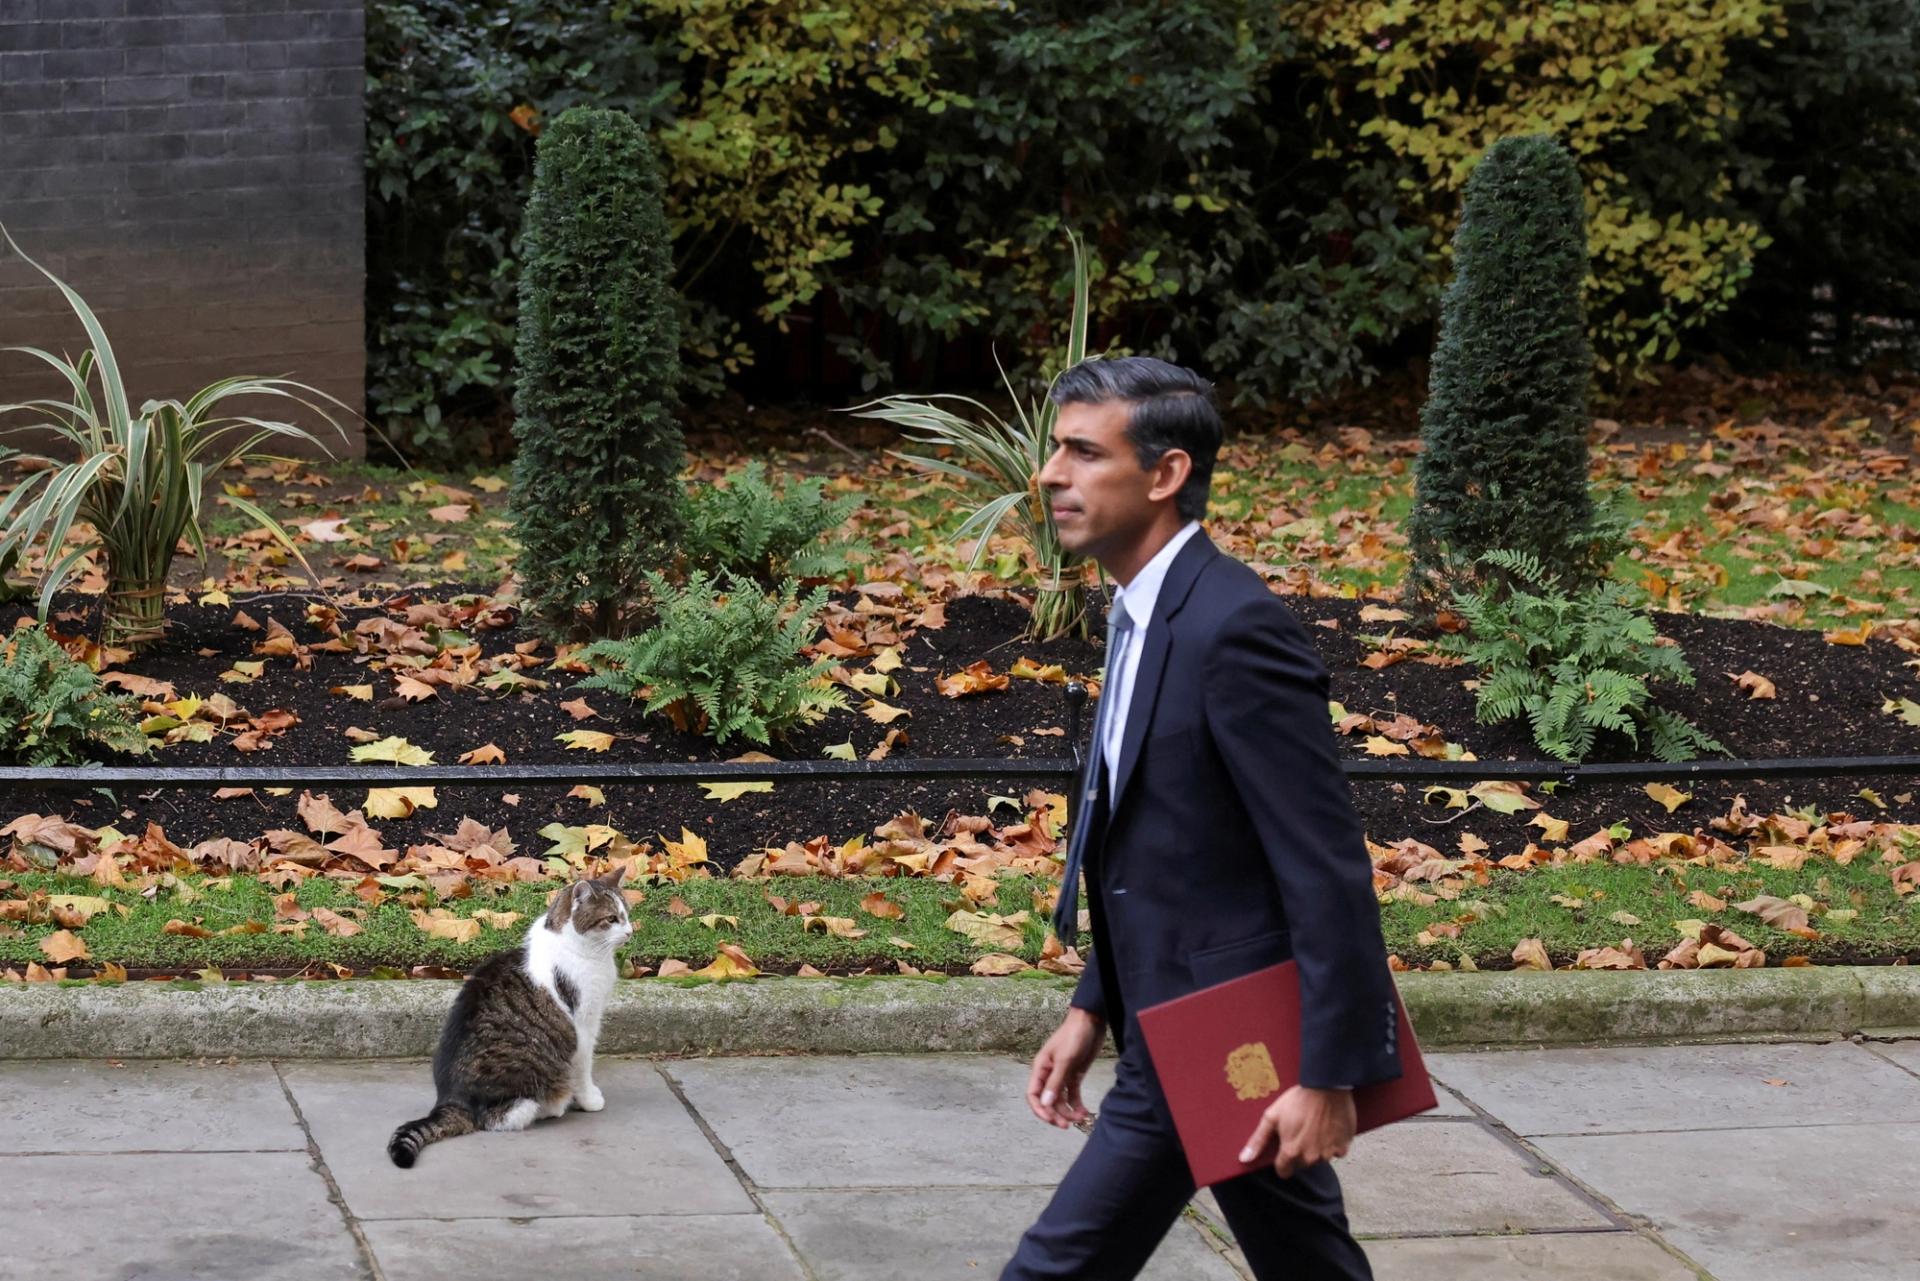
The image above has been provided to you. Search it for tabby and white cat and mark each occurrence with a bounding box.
[388,867,633,1168]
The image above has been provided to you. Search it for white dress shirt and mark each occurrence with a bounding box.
[1101,520,1203,781]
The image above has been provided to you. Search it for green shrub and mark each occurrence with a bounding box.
[679,462,870,585]
[576,570,848,747]
[0,625,149,766]
[509,107,684,638]
[0,228,346,648]
[1443,550,1724,765]
[853,232,1099,642]
[1711,0,1920,368]
[1405,135,1600,611]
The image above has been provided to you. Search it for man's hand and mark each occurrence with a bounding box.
[1026,1008,1106,1129]
[1238,1085,1355,1179]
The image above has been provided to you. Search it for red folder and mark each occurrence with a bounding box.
[1137,960,1437,1188]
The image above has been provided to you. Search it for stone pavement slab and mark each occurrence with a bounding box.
[1364,1232,1700,1281]
[1428,1041,1920,1134]
[1868,1038,1920,1077]
[1332,1118,1611,1235]
[280,1058,752,1220]
[0,1151,363,1281]
[761,1189,1241,1280]
[1192,1115,1610,1244]
[1535,1121,1920,1281]
[361,1215,805,1281]
[0,1060,303,1153]
[663,1053,1088,1188]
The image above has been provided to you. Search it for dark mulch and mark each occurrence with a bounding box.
[7,589,1920,870]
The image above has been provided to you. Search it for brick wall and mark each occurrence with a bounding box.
[0,0,365,460]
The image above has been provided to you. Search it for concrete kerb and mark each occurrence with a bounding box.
[2,968,1916,1060]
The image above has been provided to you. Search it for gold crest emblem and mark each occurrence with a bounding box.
[1225,1042,1281,1102]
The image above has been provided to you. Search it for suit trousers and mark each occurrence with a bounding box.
[1000,1045,1373,1281]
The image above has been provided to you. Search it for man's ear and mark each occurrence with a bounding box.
[1148,448,1192,504]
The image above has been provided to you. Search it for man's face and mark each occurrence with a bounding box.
[1038,400,1188,563]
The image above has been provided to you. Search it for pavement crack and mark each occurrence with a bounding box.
[272,1061,386,1281]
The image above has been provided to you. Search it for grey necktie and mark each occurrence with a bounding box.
[1052,596,1133,949]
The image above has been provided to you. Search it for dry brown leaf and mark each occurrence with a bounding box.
[1733,894,1811,931]
[860,891,905,920]
[38,929,90,964]
[1511,938,1552,971]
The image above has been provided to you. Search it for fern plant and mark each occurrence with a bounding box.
[1443,550,1724,764]
[679,461,870,585]
[0,624,149,765]
[575,569,849,747]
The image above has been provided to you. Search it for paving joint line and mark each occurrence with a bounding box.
[272,1060,386,1281]
[1448,1094,1718,1280]
[1860,1041,1920,1083]
[652,1060,820,1281]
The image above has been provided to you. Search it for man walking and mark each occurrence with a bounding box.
[1002,356,1399,1280]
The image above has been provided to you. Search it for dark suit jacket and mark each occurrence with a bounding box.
[1068,531,1402,1091]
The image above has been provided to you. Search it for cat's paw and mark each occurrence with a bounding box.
[575,1086,606,1112]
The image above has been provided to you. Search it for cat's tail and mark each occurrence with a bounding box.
[388,1101,474,1168]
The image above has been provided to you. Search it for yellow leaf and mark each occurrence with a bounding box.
[1884,697,1920,728]
[1530,812,1570,844]
[659,827,710,873]
[220,660,264,684]
[38,929,90,964]
[944,909,1028,951]
[862,698,911,724]
[801,915,867,938]
[700,779,774,803]
[1643,783,1692,814]
[364,787,438,819]
[472,910,521,930]
[410,908,480,943]
[1362,735,1409,757]
[698,913,740,930]
[469,474,508,493]
[558,730,615,752]
[1009,657,1067,683]
[1422,786,1469,810]
[1673,919,1708,940]
[331,684,374,701]
[689,943,759,981]
[870,646,903,673]
[1728,670,1776,700]
[847,670,895,696]
[1468,781,1538,814]
[198,589,232,607]
[822,741,856,761]
[568,785,606,806]
[350,736,435,766]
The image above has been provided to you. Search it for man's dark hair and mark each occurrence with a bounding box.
[1049,356,1221,521]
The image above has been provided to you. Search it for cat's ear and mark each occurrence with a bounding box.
[544,882,578,932]
[595,863,627,889]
